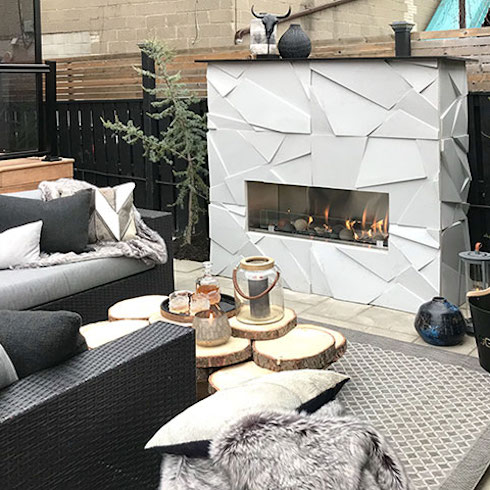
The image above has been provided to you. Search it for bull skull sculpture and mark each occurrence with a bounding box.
[251,5,291,55]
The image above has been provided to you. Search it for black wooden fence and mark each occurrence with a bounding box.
[56,99,208,236]
[468,93,490,249]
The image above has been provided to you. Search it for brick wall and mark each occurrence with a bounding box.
[41,0,440,58]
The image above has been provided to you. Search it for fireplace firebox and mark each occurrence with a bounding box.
[247,181,389,248]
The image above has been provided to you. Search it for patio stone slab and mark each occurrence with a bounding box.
[174,260,203,273]
[413,336,478,355]
[353,305,416,335]
[300,298,372,322]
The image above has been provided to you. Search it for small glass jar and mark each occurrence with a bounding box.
[193,307,231,347]
[196,261,221,305]
[233,256,284,325]
[169,290,191,314]
[190,293,210,316]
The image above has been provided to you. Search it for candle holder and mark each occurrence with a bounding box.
[193,306,231,347]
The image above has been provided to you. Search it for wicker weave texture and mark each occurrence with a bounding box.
[0,322,196,489]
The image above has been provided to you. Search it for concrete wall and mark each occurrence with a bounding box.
[41,0,440,59]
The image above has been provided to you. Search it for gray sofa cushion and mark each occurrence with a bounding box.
[0,310,87,378]
[0,343,18,390]
[0,258,153,310]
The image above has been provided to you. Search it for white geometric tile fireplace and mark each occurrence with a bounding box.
[205,57,471,313]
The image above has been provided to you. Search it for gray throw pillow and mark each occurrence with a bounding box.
[0,310,88,378]
[0,342,18,390]
[0,190,92,253]
[146,370,349,457]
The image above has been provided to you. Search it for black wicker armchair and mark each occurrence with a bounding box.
[32,209,175,324]
[0,322,196,490]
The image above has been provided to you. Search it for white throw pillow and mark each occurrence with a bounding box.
[146,369,349,457]
[0,221,42,269]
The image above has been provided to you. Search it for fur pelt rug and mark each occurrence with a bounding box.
[159,400,410,490]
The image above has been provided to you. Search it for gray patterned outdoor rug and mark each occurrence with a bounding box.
[307,322,490,490]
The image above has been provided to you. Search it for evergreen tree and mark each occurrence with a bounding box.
[103,39,208,245]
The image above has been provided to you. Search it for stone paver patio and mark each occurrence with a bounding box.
[175,259,489,489]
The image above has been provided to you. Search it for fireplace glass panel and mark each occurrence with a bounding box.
[247,181,389,248]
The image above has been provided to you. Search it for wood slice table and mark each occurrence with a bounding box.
[196,337,252,368]
[80,320,149,349]
[208,361,274,393]
[229,307,297,340]
[108,295,168,321]
[253,324,337,372]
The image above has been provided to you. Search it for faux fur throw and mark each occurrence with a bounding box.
[159,401,410,490]
[14,179,167,269]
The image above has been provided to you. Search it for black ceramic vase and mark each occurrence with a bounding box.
[415,297,466,346]
[278,24,311,59]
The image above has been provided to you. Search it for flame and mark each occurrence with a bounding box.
[361,207,367,230]
[308,216,313,226]
[345,219,356,231]
[383,211,388,235]
[324,206,330,224]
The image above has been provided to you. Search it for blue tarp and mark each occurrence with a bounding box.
[426,0,490,30]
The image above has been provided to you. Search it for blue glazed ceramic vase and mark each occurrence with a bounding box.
[415,297,466,346]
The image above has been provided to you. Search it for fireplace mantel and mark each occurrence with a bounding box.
[206,57,470,313]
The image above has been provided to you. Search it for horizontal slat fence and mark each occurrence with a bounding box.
[52,27,490,100]
[56,99,208,234]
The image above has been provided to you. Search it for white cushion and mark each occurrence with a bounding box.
[146,369,349,455]
[0,221,42,269]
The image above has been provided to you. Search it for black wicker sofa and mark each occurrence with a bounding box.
[31,208,175,324]
[0,321,196,490]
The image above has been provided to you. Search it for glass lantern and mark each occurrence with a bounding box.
[233,256,284,325]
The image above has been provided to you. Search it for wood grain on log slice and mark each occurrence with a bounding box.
[148,312,192,326]
[309,325,348,361]
[230,307,297,340]
[196,337,252,368]
[208,361,274,393]
[108,295,168,321]
[253,325,336,372]
[80,320,149,349]
[196,367,215,382]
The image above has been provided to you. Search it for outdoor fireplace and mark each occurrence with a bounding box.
[205,57,471,313]
[247,182,389,248]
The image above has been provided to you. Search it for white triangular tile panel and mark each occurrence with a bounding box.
[255,236,311,293]
[246,231,265,245]
[449,64,468,97]
[388,61,437,92]
[214,62,245,79]
[356,138,427,188]
[311,72,388,137]
[271,135,311,166]
[441,220,470,273]
[312,60,411,109]
[396,266,439,300]
[390,235,439,271]
[208,114,254,132]
[207,133,229,187]
[420,256,441,292]
[228,78,311,133]
[371,110,438,140]
[390,224,439,249]
[209,204,249,255]
[211,240,239,276]
[441,99,459,139]
[271,154,313,186]
[223,203,246,217]
[442,138,470,192]
[310,246,333,297]
[398,180,440,229]
[372,283,425,313]
[337,246,401,283]
[455,135,469,153]
[310,90,334,135]
[208,65,238,97]
[310,243,389,304]
[224,165,277,205]
[210,130,267,177]
[441,203,468,229]
[461,178,471,202]
[394,89,439,129]
[420,80,438,108]
[311,136,366,190]
[240,131,285,163]
[452,99,468,137]
[412,60,438,68]
[210,183,236,205]
[207,84,253,129]
[292,61,311,99]
[440,161,464,204]
[439,67,459,114]
[416,140,440,181]
[243,61,311,114]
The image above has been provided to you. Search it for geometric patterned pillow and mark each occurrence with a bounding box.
[91,182,137,242]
